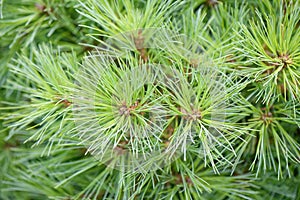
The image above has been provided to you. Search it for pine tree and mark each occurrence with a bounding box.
[0,0,299,199]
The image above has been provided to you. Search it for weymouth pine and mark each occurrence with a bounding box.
[0,0,299,199]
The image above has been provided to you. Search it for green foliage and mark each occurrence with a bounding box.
[0,0,299,199]
[236,0,300,103]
